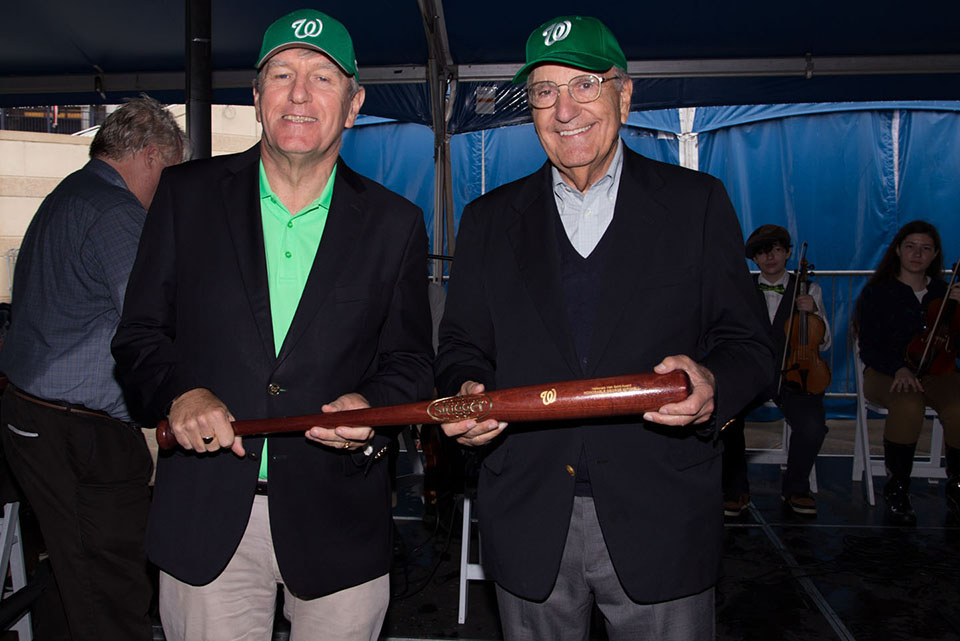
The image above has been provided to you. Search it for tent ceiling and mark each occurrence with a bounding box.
[3,0,960,114]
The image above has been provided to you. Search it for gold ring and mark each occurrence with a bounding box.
[341,442,350,449]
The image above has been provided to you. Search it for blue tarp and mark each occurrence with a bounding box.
[340,103,960,413]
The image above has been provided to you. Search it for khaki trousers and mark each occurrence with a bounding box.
[159,495,389,641]
[862,367,960,448]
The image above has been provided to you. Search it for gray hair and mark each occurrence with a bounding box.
[610,66,630,84]
[89,95,188,164]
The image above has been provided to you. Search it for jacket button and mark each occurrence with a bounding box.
[267,383,282,396]
[565,464,575,477]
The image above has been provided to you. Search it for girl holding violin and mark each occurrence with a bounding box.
[854,220,960,525]
[722,225,831,518]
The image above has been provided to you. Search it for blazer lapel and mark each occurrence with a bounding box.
[221,146,276,361]
[275,160,363,365]
[584,149,671,375]
[507,164,581,377]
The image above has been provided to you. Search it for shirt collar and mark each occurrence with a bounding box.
[759,271,789,288]
[552,138,624,202]
[258,160,337,217]
[87,157,132,192]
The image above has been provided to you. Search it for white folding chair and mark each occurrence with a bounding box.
[0,502,33,640]
[852,351,945,506]
[457,495,487,625]
[745,401,818,493]
[395,426,425,494]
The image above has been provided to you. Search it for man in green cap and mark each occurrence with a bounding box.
[113,8,433,640]
[435,15,772,639]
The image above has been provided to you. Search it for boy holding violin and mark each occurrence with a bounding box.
[854,220,960,525]
[721,225,831,518]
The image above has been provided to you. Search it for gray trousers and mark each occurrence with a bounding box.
[496,496,715,641]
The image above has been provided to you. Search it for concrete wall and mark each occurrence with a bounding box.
[0,105,261,302]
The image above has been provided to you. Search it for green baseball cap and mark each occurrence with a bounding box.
[256,9,357,76]
[513,16,627,84]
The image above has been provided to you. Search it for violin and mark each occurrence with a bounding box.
[780,243,832,395]
[905,259,960,377]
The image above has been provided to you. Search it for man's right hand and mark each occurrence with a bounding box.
[439,380,507,447]
[168,388,244,456]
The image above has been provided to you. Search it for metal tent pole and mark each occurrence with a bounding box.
[185,0,212,159]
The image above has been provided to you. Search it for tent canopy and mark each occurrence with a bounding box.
[4,0,960,126]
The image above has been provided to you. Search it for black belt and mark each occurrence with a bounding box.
[255,480,269,495]
[10,384,131,426]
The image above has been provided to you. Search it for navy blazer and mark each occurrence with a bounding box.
[435,147,774,603]
[113,145,434,597]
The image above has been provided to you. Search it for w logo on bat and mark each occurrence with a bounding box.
[540,388,557,405]
[542,21,572,47]
[292,18,322,39]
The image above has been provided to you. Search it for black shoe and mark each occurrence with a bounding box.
[782,492,817,517]
[946,476,960,520]
[884,479,917,526]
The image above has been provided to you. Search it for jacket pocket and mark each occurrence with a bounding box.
[481,442,510,476]
[667,434,718,471]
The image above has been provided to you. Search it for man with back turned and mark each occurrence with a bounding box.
[435,16,773,640]
[0,96,185,641]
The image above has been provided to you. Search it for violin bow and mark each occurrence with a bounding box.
[777,241,808,396]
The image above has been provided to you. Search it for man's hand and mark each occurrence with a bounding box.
[168,388,243,455]
[891,367,924,393]
[439,381,507,447]
[306,392,374,451]
[644,355,716,426]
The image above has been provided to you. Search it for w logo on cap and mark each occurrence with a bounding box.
[292,18,323,39]
[542,20,572,46]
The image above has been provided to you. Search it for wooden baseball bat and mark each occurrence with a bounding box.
[156,370,691,450]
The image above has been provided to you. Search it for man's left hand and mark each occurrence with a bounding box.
[795,294,818,313]
[306,392,374,451]
[644,355,716,426]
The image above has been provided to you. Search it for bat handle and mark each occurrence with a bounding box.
[156,419,177,450]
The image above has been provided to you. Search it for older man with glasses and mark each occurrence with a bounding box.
[435,15,772,640]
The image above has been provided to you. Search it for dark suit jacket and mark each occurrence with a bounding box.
[113,145,434,598]
[758,273,798,398]
[435,147,774,603]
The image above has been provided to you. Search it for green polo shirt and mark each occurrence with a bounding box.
[257,160,335,480]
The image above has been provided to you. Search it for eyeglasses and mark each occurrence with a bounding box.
[526,74,619,109]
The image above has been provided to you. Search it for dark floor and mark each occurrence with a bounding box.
[4,456,959,641]
[379,456,960,641]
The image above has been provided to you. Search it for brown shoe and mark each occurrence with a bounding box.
[723,492,750,518]
[782,493,817,517]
